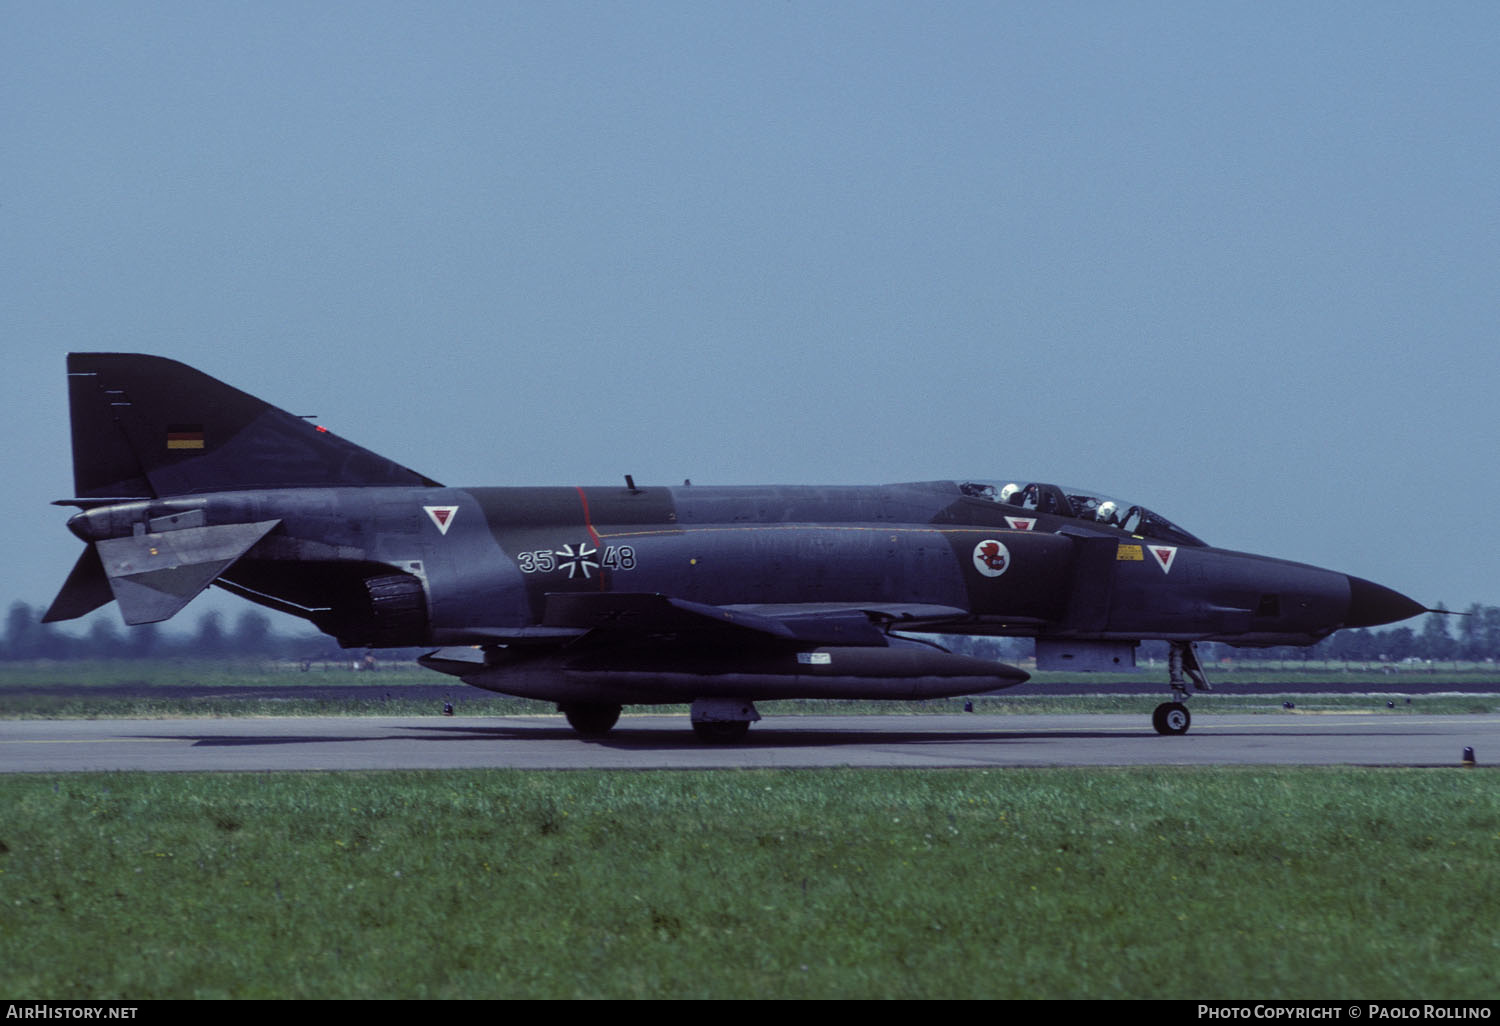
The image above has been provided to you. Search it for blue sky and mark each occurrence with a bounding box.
[4,2,1496,635]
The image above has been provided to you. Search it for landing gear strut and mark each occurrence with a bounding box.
[1153,641,1209,736]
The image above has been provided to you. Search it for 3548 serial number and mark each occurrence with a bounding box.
[516,545,636,574]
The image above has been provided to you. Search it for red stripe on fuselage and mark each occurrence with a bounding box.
[574,486,601,546]
[575,487,606,591]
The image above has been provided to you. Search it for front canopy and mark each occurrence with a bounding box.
[957,480,1206,546]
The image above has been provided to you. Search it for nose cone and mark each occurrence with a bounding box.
[1345,575,1425,628]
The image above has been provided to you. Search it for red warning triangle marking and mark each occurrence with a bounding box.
[424,506,458,535]
[1005,517,1035,531]
[1149,546,1178,573]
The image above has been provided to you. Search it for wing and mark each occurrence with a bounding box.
[426,594,974,649]
[541,593,979,645]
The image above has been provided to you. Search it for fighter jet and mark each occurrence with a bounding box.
[45,354,1426,740]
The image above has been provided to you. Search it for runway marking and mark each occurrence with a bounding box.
[1286,709,1379,715]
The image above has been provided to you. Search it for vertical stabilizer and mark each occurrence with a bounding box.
[65,353,441,498]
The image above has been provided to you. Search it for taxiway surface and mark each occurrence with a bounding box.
[1,712,1495,772]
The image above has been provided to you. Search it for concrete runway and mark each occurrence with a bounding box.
[1,712,1495,771]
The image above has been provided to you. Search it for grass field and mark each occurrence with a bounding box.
[3,662,1497,999]
[1,768,1496,999]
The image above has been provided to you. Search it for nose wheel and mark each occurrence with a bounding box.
[1152,701,1191,735]
[1153,640,1207,735]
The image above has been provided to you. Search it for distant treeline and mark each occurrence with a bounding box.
[945,602,1500,666]
[4,599,1499,665]
[1276,601,1500,664]
[1,602,343,661]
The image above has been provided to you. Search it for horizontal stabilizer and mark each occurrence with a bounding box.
[41,546,115,623]
[95,520,281,625]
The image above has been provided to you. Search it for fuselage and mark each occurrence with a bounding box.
[65,479,1421,650]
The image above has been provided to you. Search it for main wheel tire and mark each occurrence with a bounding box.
[1152,701,1191,736]
[691,719,751,743]
[563,703,621,738]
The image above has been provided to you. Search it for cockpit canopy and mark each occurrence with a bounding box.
[958,480,1206,547]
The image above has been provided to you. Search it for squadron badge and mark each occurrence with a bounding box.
[972,539,1011,578]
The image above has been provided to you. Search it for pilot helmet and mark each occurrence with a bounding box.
[1096,500,1118,524]
[998,482,1021,504]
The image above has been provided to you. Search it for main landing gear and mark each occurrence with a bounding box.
[690,698,760,743]
[560,698,762,742]
[1153,641,1210,736]
[561,702,621,738]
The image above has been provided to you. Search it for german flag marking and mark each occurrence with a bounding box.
[166,424,204,450]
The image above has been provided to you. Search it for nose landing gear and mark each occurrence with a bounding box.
[1153,641,1209,735]
[1151,700,1191,735]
